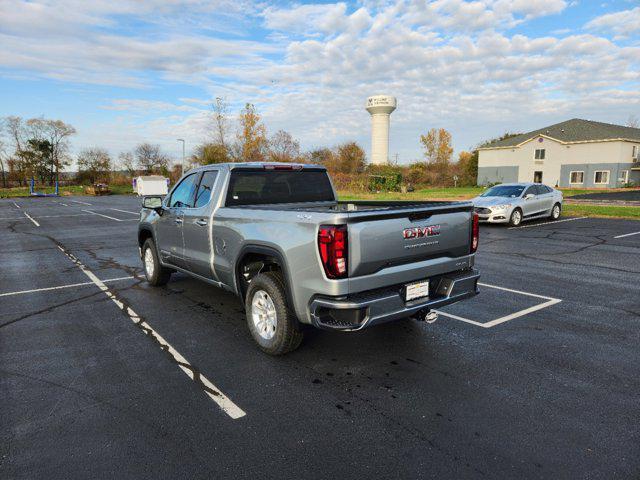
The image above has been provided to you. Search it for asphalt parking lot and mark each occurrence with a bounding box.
[1,196,639,479]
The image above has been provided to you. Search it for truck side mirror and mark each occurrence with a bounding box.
[142,196,164,214]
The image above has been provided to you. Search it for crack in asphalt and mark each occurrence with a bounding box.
[0,368,216,473]
[0,290,104,329]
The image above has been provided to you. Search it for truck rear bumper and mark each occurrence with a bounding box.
[308,269,480,331]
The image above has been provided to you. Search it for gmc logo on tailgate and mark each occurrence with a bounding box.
[403,225,441,239]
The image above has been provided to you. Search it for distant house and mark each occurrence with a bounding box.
[477,119,640,188]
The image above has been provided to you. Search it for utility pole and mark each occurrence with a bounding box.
[176,139,185,177]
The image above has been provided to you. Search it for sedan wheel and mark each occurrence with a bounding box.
[509,209,522,226]
[551,203,561,220]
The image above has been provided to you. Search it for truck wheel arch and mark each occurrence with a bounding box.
[138,228,154,250]
[235,245,295,309]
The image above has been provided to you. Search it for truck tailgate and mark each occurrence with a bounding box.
[347,204,472,277]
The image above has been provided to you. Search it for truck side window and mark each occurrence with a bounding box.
[169,173,199,208]
[194,171,218,208]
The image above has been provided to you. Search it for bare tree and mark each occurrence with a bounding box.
[24,118,75,184]
[77,148,112,184]
[268,130,301,163]
[2,116,75,185]
[5,116,26,153]
[118,152,136,176]
[212,97,229,148]
[0,137,7,188]
[134,143,170,174]
[627,115,639,129]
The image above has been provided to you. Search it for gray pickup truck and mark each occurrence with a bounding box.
[138,163,480,355]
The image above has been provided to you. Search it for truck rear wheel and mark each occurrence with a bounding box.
[245,272,303,355]
[142,238,172,286]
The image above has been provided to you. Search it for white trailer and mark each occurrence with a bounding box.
[133,176,169,196]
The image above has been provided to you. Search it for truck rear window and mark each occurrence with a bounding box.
[225,169,335,206]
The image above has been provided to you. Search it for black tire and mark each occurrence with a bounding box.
[142,238,171,286]
[509,208,523,227]
[550,203,561,220]
[245,271,303,355]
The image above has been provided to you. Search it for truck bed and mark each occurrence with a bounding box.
[228,200,472,214]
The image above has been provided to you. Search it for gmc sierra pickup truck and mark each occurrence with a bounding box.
[138,163,480,355]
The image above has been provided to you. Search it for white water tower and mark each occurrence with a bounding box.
[366,95,397,165]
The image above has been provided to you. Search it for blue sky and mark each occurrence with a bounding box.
[1,0,639,166]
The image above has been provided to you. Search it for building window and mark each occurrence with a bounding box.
[633,146,638,159]
[569,171,584,184]
[594,170,610,185]
[534,149,545,160]
[621,170,629,184]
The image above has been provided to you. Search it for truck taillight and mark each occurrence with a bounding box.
[471,212,479,253]
[318,225,348,279]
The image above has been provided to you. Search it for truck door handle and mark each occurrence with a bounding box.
[195,219,208,227]
[175,218,183,225]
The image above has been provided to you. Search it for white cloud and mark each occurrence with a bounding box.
[585,7,640,38]
[0,0,638,162]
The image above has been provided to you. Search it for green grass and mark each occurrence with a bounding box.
[0,184,134,198]
[339,188,640,220]
[563,204,640,219]
[339,187,483,202]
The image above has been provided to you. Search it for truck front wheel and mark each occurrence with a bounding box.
[245,272,303,355]
[142,238,172,286]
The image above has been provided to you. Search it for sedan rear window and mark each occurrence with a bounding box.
[225,169,335,206]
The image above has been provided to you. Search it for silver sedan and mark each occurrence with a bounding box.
[472,183,563,226]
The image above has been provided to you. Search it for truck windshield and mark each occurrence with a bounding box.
[225,168,335,206]
[480,185,525,198]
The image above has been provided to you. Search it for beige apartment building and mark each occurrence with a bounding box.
[477,119,640,188]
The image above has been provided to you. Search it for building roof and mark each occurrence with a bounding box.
[482,118,640,148]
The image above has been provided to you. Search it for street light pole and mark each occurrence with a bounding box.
[176,139,185,177]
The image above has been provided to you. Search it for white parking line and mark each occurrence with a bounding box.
[82,209,123,221]
[110,208,139,215]
[23,212,40,227]
[508,216,588,229]
[0,276,134,297]
[71,200,92,206]
[60,203,69,207]
[614,230,640,239]
[436,282,561,328]
[13,202,20,209]
[56,244,246,420]
[0,213,94,221]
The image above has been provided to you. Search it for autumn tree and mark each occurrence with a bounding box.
[268,130,301,163]
[77,148,112,184]
[234,103,267,162]
[307,148,335,170]
[192,143,229,165]
[334,142,366,174]
[134,143,170,174]
[420,128,453,185]
[456,151,477,186]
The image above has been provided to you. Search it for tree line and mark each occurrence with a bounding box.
[0,103,529,191]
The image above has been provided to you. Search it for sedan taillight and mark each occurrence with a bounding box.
[471,212,479,253]
[318,225,348,279]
